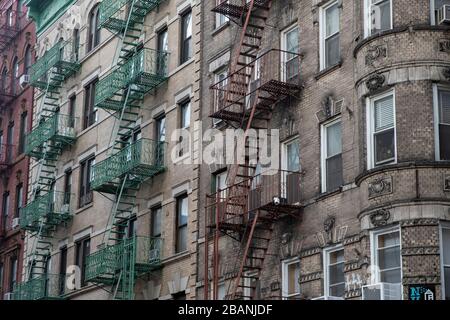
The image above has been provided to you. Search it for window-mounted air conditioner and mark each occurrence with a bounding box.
[362,283,402,300]
[3,292,14,300]
[438,5,450,25]
[11,217,20,229]
[19,74,30,88]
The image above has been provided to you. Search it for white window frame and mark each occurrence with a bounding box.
[433,84,450,161]
[431,0,450,25]
[440,222,450,300]
[213,68,228,125]
[370,226,402,291]
[323,244,345,299]
[280,23,299,82]
[364,0,393,38]
[281,136,300,172]
[243,270,258,300]
[366,89,397,170]
[319,1,340,70]
[215,0,229,28]
[281,257,301,299]
[321,117,342,193]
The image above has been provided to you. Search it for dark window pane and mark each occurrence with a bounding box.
[440,125,450,160]
[329,262,344,285]
[325,33,340,68]
[378,246,401,270]
[330,283,345,297]
[445,267,450,300]
[374,128,395,164]
[326,153,343,191]
[380,268,401,283]
[177,225,187,252]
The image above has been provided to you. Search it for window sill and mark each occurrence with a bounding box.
[212,21,230,37]
[75,202,94,215]
[315,61,342,80]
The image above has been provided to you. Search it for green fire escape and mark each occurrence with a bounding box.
[13,38,80,300]
[84,0,168,300]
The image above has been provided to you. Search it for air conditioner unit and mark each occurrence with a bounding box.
[312,296,345,300]
[438,5,450,24]
[19,74,30,88]
[362,283,402,300]
[11,217,20,229]
[3,292,14,300]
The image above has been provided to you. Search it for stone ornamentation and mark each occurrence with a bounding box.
[443,67,450,81]
[369,209,391,227]
[366,74,386,92]
[439,39,450,53]
[365,45,387,66]
[324,216,335,232]
[299,271,322,284]
[368,176,393,199]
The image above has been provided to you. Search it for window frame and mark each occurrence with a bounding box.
[18,111,27,154]
[321,117,343,193]
[323,244,345,298]
[8,255,17,292]
[319,1,340,70]
[281,136,300,172]
[175,193,189,253]
[83,78,98,130]
[280,23,300,82]
[14,183,23,218]
[2,191,10,232]
[364,0,393,38]
[440,222,450,300]
[87,4,101,53]
[75,237,91,287]
[366,90,397,170]
[78,156,95,208]
[215,0,229,29]
[281,257,301,299]
[180,9,193,65]
[370,225,402,288]
[433,84,450,161]
[151,205,162,238]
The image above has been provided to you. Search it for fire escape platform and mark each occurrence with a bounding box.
[13,274,68,300]
[91,139,166,194]
[212,0,271,24]
[0,10,24,52]
[94,48,169,112]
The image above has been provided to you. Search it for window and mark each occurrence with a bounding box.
[157,27,168,75]
[281,258,300,299]
[180,9,192,64]
[367,91,396,169]
[365,0,392,37]
[321,119,343,192]
[8,256,17,292]
[75,237,90,287]
[2,192,10,232]
[214,69,228,115]
[6,122,13,163]
[83,79,98,129]
[434,87,450,161]
[24,45,32,75]
[14,184,23,218]
[432,1,450,25]
[180,100,191,129]
[176,194,188,253]
[79,157,94,208]
[18,112,27,154]
[281,25,299,82]
[11,57,19,95]
[87,5,101,53]
[441,224,450,300]
[69,95,76,128]
[320,2,340,70]
[151,205,162,238]
[324,246,345,298]
[6,7,13,27]
[63,169,72,206]
[156,115,166,143]
[372,228,401,284]
[0,263,3,294]
[282,138,300,172]
[73,28,80,61]
[59,246,68,295]
[1,67,8,93]
[215,0,229,28]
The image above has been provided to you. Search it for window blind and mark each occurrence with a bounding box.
[374,95,394,132]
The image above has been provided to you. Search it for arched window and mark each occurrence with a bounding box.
[87,4,101,53]
[11,57,19,94]
[24,45,32,75]
[1,67,8,93]
[73,28,80,61]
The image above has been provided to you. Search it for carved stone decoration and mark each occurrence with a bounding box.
[439,39,450,52]
[270,281,280,291]
[443,67,450,81]
[324,216,335,232]
[368,176,393,199]
[279,233,304,260]
[444,175,450,191]
[401,246,440,256]
[366,74,386,92]
[401,218,439,227]
[402,276,440,285]
[281,232,292,245]
[365,45,387,66]
[369,209,391,227]
[298,271,322,284]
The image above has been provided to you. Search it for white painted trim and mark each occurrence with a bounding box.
[81,68,100,87]
[280,23,299,81]
[440,222,450,299]
[366,89,397,170]
[364,0,393,38]
[281,257,301,299]
[281,136,300,172]
[323,244,344,298]
[433,84,441,161]
[154,15,170,33]
[431,0,436,25]
[319,1,339,70]
[174,86,193,104]
[172,181,191,198]
[177,0,192,15]
[73,227,93,242]
[321,117,342,193]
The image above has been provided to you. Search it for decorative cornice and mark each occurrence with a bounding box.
[299,271,322,284]
[368,176,393,199]
[345,289,362,299]
[401,246,440,256]
[343,234,361,246]
[299,247,321,258]
[403,276,440,285]
[400,218,439,227]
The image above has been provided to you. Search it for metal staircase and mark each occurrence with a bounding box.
[204,0,303,300]
[84,0,167,300]
[14,38,79,300]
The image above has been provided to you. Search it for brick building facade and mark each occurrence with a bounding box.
[0,0,34,300]
[197,0,450,301]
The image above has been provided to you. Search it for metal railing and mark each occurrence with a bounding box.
[85,236,163,283]
[0,10,25,51]
[19,191,72,231]
[13,274,67,300]
[91,139,166,190]
[0,74,21,102]
[25,114,77,157]
[30,39,80,86]
[95,48,169,110]
[210,49,301,116]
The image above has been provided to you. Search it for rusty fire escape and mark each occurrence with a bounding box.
[204,0,303,300]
